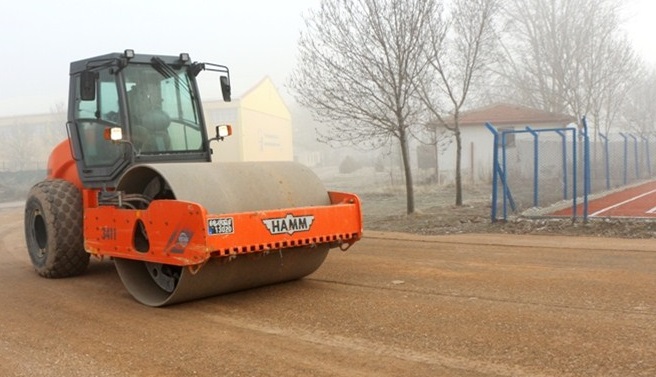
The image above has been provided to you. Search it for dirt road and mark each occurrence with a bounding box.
[1,205,655,377]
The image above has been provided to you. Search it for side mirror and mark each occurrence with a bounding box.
[80,70,97,101]
[220,75,231,102]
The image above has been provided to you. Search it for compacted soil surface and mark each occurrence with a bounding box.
[1,203,655,377]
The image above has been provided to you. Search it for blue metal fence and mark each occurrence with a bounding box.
[597,131,653,190]
[487,117,656,221]
[487,122,579,221]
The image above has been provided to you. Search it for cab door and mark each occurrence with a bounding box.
[68,68,130,188]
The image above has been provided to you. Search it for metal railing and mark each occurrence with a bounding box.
[487,117,656,221]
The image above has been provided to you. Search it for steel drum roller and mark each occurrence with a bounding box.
[113,161,331,306]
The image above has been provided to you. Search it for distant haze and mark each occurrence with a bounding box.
[0,0,653,117]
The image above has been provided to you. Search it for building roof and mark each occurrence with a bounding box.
[239,76,290,119]
[203,76,290,120]
[450,103,576,127]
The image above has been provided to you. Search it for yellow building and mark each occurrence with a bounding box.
[203,76,293,162]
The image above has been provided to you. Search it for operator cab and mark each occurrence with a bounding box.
[67,49,231,188]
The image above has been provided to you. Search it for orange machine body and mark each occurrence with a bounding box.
[47,140,362,267]
[47,140,83,190]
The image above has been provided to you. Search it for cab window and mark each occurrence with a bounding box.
[74,70,123,167]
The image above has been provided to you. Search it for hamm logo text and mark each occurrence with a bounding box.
[263,214,314,235]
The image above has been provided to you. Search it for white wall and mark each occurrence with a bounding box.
[435,122,574,184]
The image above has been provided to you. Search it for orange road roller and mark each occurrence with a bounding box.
[24,50,362,306]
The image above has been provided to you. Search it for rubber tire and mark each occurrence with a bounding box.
[24,180,89,278]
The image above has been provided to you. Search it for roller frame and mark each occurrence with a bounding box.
[83,191,362,267]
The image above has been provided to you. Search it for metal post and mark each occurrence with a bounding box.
[573,127,578,220]
[642,135,652,177]
[581,117,589,221]
[502,131,508,219]
[599,133,610,190]
[526,127,539,207]
[556,130,568,199]
[485,122,499,222]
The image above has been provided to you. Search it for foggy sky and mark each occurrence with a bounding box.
[0,0,319,116]
[0,0,653,118]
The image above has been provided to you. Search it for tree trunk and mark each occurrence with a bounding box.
[399,132,415,214]
[455,127,463,206]
[434,142,440,184]
[432,127,440,184]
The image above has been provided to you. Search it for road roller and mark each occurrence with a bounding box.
[23,50,362,306]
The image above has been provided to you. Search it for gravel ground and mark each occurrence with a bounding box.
[3,205,656,377]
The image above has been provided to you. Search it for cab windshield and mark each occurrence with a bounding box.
[124,63,204,153]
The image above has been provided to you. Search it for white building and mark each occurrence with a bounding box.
[427,103,576,184]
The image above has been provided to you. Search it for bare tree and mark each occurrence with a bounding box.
[625,68,656,137]
[289,0,438,214]
[498,0,581,114]
[420,0,502,206]
[3,121,36,171]
[47,102,67,146]
[500,0,640,139]
[587,35,641,138]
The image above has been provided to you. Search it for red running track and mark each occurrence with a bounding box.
[551,180,656,218]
